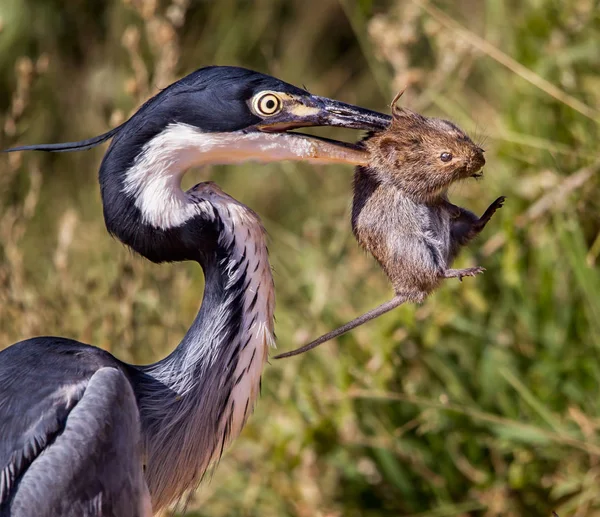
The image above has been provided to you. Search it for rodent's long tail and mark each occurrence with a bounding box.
[274,295,409,359]
[3,124,124,153]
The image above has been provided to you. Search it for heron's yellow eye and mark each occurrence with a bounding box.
[251,92,283,117]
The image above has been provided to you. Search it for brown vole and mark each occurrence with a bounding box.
[276,93,505,359]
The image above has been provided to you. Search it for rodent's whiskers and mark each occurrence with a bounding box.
[477,134,490,150]
[473,122,490,151]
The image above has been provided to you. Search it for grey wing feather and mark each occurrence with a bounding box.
[0,382,83,505]
[4,367,150,517]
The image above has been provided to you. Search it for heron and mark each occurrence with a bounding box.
[0,66,391,516]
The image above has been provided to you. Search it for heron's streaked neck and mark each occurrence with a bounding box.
[137,200,275,511]
[121,122,364,230]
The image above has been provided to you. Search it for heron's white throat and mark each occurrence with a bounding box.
[123,124,346,230]
[122,122,363,230]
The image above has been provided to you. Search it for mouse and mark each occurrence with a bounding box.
[275,92,505,359]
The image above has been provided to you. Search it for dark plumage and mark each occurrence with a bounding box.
[1,66,392,514]
[98,67,309,258]
[1,340,146,517]
[0,183,272,515]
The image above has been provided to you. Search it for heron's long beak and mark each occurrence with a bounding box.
[254,95,392,166]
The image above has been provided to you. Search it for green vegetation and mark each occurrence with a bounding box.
[1,1,599,515]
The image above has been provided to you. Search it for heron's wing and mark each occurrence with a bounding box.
[0,338,119,486]
[6,367,150,517]
[0,339,150,517]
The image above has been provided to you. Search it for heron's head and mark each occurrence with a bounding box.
[106,65,390,169]
[4,66,392,261]
[191,66,390,165]
[96,66,391,260]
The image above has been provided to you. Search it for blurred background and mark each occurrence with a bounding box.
[1,0,599,515]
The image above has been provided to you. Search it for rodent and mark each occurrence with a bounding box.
[275,92,505,359]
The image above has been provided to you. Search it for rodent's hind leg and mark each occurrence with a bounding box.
[443,267,485,281]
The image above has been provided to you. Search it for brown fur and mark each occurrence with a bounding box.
[275,96,505,359]
[352,97,501,300]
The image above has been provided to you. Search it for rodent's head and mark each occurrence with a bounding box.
[364,93,485,202]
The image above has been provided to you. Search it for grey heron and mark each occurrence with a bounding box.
[0,66,391,516]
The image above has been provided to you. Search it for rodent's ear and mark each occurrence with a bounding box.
[378,137,401,163]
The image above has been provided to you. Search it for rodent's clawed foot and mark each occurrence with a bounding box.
[444,267,486,282]
[473,196,506,231]
[482,196,506,218]
[490,196,506,210]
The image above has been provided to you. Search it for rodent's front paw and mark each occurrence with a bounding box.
[476,196,506,228]
[490,196,506,210]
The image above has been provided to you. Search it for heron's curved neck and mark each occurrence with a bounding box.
[100,122,331,258]
[134,202,275,510]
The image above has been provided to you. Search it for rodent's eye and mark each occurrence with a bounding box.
[251,92,283,117]
[440,152,453,162]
